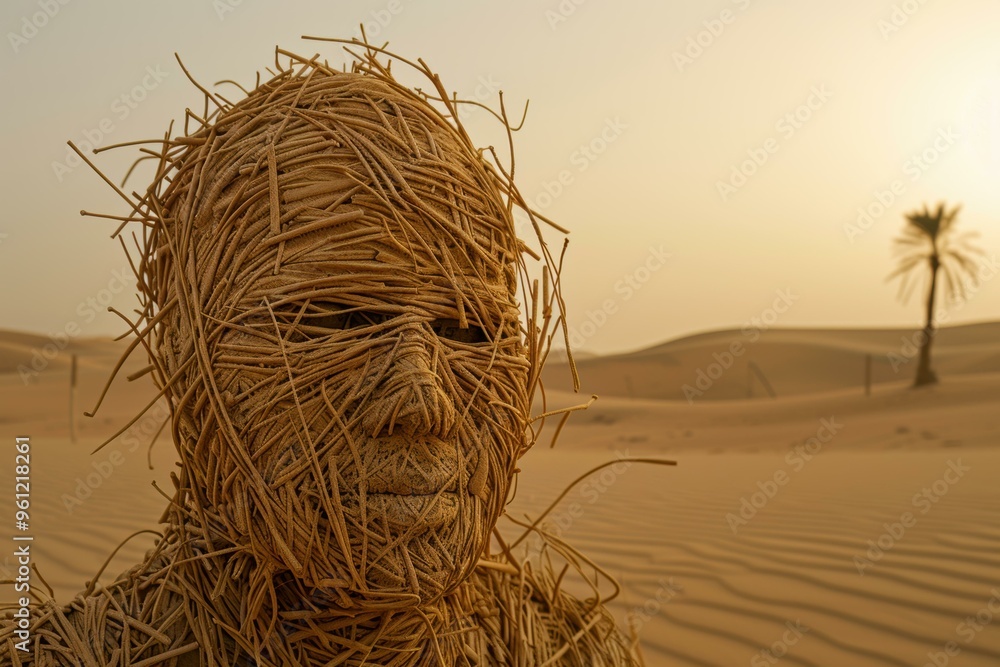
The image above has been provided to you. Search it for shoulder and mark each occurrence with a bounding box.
[0,560,197,665]
[469,561,639,666]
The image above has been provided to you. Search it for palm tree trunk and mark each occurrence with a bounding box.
[914,255,940,387]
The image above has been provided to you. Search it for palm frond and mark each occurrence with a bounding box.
[893,235,930,248]
[898,267,924,304]
[940,202,962,234]
[943,252,982,291]
[944,232,984,258]
[886,254,926,283]
[887,200,982,306]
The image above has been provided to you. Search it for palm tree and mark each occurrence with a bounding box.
[887,202,982,387]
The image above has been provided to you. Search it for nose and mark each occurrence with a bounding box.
[360,325,456,438]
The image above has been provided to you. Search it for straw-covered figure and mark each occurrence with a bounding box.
[1,39,641,666]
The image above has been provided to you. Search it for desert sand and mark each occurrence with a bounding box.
[1,323,998,665]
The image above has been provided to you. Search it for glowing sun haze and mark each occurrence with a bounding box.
[1,0,997,354]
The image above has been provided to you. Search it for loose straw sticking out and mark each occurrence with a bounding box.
[0,35,648,666]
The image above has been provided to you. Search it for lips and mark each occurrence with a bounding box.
[357,491,461,530]
[364,477,457,496]
[351,469,461,531]
[360,468,459,497]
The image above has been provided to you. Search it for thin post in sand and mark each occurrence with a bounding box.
[748,360,777,399]
[865,353,872,397]
[69,353,77,443]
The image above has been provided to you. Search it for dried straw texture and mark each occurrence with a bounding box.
[1,41,638,666]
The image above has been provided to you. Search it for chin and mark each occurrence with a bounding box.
[354,491,486,603]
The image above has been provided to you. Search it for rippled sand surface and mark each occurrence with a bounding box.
[2,330,998,665]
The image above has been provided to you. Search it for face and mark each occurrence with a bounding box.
[158,76,531,606]
[215,217,527,604]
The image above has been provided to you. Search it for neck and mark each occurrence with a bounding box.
[144,505,489,666]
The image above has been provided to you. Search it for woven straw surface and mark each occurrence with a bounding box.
[0,40,639,666]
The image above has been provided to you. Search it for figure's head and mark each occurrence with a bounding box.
[138,53,544,606]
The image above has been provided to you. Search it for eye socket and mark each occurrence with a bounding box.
[307,309,392,331]
[256,302,492,344]
[431,318,489,344]
[263,301,392,338]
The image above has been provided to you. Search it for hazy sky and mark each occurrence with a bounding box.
[2,0,998,354]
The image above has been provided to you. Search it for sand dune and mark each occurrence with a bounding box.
[543,321,1000,401]
[1,327,998,665]
[533,371,1000,453]
[514,448,1000,666]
